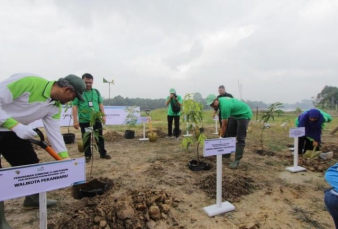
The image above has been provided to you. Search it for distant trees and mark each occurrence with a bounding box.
[315,86,338,109]
[103,95,166,111]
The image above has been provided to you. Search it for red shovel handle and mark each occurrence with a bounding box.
[45,146,63,161]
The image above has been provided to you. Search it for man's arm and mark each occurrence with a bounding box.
[72,105,79,130]
[43,110,70,159]
[221,119,228,137]
[99,103,106,124]
[165,96,172,106]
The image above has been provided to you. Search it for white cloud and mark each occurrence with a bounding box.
[0,0,337,104]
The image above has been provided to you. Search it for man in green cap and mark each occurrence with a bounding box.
[165,88,183,140]
[72,73,111,163]
[206,94,252,169]
[0,73,85,228]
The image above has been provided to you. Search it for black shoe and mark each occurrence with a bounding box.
[100,155,111,159]
[85,157,91,163]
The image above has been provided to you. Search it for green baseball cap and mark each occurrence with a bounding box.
[206,94,217,105]
[64,74,86,101]
[169,88,176,93]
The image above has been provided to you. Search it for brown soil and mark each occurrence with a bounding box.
[1,126,337,229]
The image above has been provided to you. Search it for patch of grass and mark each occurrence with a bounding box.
[291,207,325,229]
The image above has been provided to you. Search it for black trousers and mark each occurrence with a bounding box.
[79,121,106,158]
[225,118,250,146]
[167,115,180,137]
[298,136,320,154]
[0,132,39,168]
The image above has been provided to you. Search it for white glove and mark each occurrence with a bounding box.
[11,124,37,139]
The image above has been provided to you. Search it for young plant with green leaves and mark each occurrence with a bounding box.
[181,93,207,164]
[82,109,105,176]
[181,126,207,165]
[124,106,140,130]
[259,102,283,152]
[181,93,204,132]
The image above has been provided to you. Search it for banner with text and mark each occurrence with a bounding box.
[203,137,236,157]
[28,106,140,128]
[0,158,86,201]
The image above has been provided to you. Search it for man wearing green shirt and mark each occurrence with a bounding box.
[206,94,252,169]
[72,73,111,163]
[165,88,183,140]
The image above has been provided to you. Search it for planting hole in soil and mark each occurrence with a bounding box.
[188,160,211,171]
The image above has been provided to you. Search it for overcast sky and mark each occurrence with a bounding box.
[0,0,337,104]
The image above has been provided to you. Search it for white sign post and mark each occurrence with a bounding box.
[213,116,219,135]
[203,137,236,217]
[138,117,149,141]
[286,127,306,173]
[0,158,86,229]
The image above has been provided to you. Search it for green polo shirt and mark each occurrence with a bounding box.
[219,97,252,120]
[72,89,103,123]
[166,95,183,116]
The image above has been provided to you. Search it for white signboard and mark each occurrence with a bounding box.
[28,106,141,127]
[0,158,86,201]
[138,116,149,123]
[203,138,236,157]
[289,127,305,138]
[213,116,219,121]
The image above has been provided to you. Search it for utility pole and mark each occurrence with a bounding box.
[103,78,114,105]
[237,80,243,100]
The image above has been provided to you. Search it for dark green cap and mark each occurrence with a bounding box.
[64,74,86,101]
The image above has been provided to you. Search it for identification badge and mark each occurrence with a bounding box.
[88,102,93,107]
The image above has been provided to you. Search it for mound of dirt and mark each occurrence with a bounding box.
[104,131,124,142]
[298,158,332,172]
[49,185,182,229]
[146,129,167,138]
[197,174,257,202]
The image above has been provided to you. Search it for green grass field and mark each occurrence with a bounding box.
[107,108,338,142]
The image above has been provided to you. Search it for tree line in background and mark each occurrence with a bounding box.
[102,85,338,111]
[315,85,338,109]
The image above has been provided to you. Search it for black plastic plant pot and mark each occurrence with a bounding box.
[199,128,205,133]
[188,160,211,171]
[124,130,135,139]
[62,133,75,144]
[72,179,108,200]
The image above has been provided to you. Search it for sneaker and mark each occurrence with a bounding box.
[175,137,180,141]
[165,136,173,139]
[85,157,91,163]
[100,155,111,159]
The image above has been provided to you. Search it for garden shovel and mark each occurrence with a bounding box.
[30,129,108,199]
[145,110,157,141]
[30,128,62,161]
[303,146,321,159]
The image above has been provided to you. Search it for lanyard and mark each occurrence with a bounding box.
[83,89,94,102]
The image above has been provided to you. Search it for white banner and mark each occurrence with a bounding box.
[289,127,305,138]
[203,138,236,157]
[28,106,140,128]
[0,158,86,201]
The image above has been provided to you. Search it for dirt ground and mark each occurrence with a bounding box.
[2,124,338,229]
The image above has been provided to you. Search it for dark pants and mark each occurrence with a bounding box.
[324,189,338,229]
[0,132,39,168]
[80,121,106,158]
[224,118,250,161]
[225,118,250,146]
[298,136,320,155]
[167,115,180,137]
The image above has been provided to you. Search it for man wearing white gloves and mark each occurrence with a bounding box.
[0,73,85,227]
